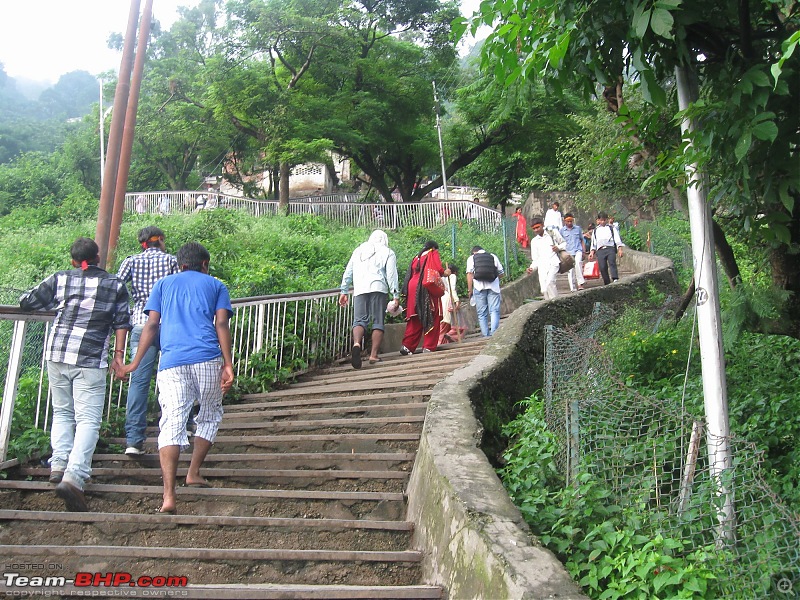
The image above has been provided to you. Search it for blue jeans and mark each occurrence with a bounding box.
[47,361,107,489]
[125,324,159,447]
[474,289,501,337]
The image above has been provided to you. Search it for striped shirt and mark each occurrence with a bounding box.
[117,248,179,325]
[19,266,131,368]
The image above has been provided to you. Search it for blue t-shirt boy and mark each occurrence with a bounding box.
[145,270,233,371]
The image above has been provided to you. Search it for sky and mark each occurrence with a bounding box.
[0,0,485,85]
[0,0,198,84]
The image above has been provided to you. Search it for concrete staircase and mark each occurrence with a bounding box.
[0,338,487,598]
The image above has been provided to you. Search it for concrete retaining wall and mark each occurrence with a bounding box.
[405,250,678,599]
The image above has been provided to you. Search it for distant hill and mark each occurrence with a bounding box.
[0,67,98,163]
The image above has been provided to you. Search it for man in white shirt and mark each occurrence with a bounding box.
[466,246,504,337]
[588,212,625,285]
[527,217,566,301]
[543,201,563,231]
[339,230,400,368]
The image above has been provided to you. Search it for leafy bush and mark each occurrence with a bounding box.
[603,304,800,513]
[500,395,720,599]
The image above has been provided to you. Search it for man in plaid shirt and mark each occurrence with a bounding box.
[20,237,131,512]
[116,226,178,455]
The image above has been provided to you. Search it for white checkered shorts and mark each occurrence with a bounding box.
[156,357,224,449]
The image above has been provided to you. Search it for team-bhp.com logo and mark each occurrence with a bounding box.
[3,571,188,594]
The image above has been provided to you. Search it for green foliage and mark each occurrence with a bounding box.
[602,303,800,513]
[605,314,700,385]
[232,345,308,396]
[633,213,692,286]
[620,225,644,251]
[0,68,97,164]
[500,397,721,599]
[721,281,791,346]
[724,333,800,509]
[6,372,51,461]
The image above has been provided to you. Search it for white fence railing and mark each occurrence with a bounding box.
[125,192,503,234]
[0,289,354,463]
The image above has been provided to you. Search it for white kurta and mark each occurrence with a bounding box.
[529,231,565,300]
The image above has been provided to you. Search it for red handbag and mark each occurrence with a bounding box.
[423,267,445,297]
[583,260,600,279]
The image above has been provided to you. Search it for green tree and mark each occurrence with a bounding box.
[130,1,236,192]
[453,74,586,210]
[38,71,99,119]
[457,0,800,338]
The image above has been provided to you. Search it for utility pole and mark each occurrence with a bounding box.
[432,81,449,202]
[107,0,153,267]
[96,0,141,268]
[99,79,105,186]
[675,64,735,542]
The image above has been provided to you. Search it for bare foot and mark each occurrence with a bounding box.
[160,491,177,514]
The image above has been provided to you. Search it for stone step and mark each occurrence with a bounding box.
[0,545,424,586]
[19,466,410,490]
[105,433,422,454]
[0,326,487,596]
[227,391,432,411]
[0,482,407,520]
[0,583,443,599]
[0,510,412,552]
[217,415,425,432]
[221,401,428,420]
[88,452,415,471]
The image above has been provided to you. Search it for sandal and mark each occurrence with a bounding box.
[351,344,362,369]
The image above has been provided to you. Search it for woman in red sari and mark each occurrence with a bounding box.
[514,207,529,248]
[401,240,444,354]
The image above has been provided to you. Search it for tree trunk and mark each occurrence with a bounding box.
[674,279,696,323]
[769,246,800,339]
[279,162,290,214]
[712,219,741,289]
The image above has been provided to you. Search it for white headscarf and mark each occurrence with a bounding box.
[357,230,389,261]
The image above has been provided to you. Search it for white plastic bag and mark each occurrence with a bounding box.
[386,300,404,317]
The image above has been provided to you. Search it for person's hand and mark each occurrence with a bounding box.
[338,293,349,307]
[113,360,135,381]
[618,248,623,258]
[111,356,126,380]
[589,251,595,260]
[551,245,559,252]
[221,363,235,394]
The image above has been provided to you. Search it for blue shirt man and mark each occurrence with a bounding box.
[560,213,586,292]
[559,213,586,292]
[119,242,233,515]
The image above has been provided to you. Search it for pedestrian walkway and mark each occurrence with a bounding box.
[0,338,487,598]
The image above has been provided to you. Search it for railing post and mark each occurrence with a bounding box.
[1,320,29,462]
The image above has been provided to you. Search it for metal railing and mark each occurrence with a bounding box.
[125,191,503,234]
[0,289,354,463]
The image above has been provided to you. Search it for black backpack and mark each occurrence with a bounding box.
[472,252,498,282]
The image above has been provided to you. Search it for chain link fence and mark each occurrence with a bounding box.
[543,306,800,598]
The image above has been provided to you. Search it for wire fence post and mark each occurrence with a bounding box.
[0,320,28,462]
